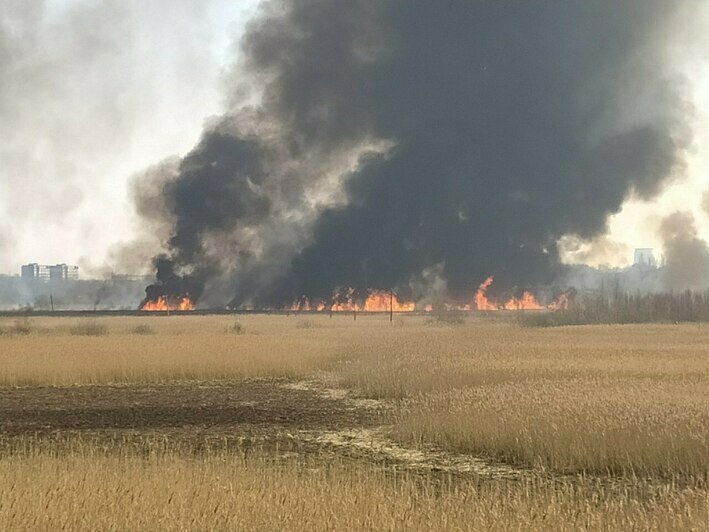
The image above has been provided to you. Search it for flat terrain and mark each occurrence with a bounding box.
[1,314,708,530]
[0,380,374,435]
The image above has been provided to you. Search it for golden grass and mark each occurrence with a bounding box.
[334,323,709,398]
[332,322,709,477]
[0,315,357,386]
[2,445,708,531]
[2,315,708,479]
[393,378,709,477]
[3,315,709,528]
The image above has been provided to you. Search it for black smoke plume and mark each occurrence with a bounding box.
[138,0,692,308]
[659,212,709,291]
[140,255,204,308]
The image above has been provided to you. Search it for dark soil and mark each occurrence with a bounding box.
[0,380,387,457]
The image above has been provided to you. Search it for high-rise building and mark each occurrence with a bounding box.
[21,263,50,281]
[633,248,656,268]
[48,264,79,281]
[21,263,78,281]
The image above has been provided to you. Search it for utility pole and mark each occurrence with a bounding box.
[390,289,394,323]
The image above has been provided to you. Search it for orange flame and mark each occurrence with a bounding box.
[474,276,498,310]
[288,288,415,312]
[286,279,571,313]
[363,290,416,312]
[330,287,357,311]
[474,276,545,311]
[547,292,571,311]
[290,297,311,311]
[140,296,195,311]
[501,291,544,310]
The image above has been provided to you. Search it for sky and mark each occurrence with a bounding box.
[0,0,707,277]
[0,0,259,275]
[559,2,709,267]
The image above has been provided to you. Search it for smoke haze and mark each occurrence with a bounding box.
[660,212,709,291]
[134,0,698,307]
[0,0,254,274]
[4,1,701,306]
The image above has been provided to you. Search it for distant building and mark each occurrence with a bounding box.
[633,248,656,268]
[21,263,50,281]
[21,263,78,282]
[49,264,79,281]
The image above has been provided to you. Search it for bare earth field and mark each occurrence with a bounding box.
[1,314,708,530]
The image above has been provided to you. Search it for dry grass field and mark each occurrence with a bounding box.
[333,323,709,478]
[0,315,344,385]
[1,313,708,530]
[3,450,708,531]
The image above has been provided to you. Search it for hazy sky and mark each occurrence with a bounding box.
[0,0,707,276]
[0,0,258,275]
[560,3,709,267]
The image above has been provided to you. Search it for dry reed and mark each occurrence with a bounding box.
[2,445,707,531]
[3,315,707,481]
[332,322,709,478]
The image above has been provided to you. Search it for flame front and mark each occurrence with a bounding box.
[474,276,498,310]
[501,291,545,310]
[289,288,415,312]
[363,290,416,312]
[140,296,195,311]
[331,287,357,311]
[473,276,545,310]
[547,292,571,311]
[286,278,570,313]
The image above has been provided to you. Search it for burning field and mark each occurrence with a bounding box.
[286,277,570,313]
[139,264,570,313]
[139,296,194,312]
[120,0,705,317]
[3,0,708,529]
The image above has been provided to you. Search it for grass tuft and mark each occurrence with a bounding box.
[130,324,155,335]
[69,320,108,337]
[225,321,246,335]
